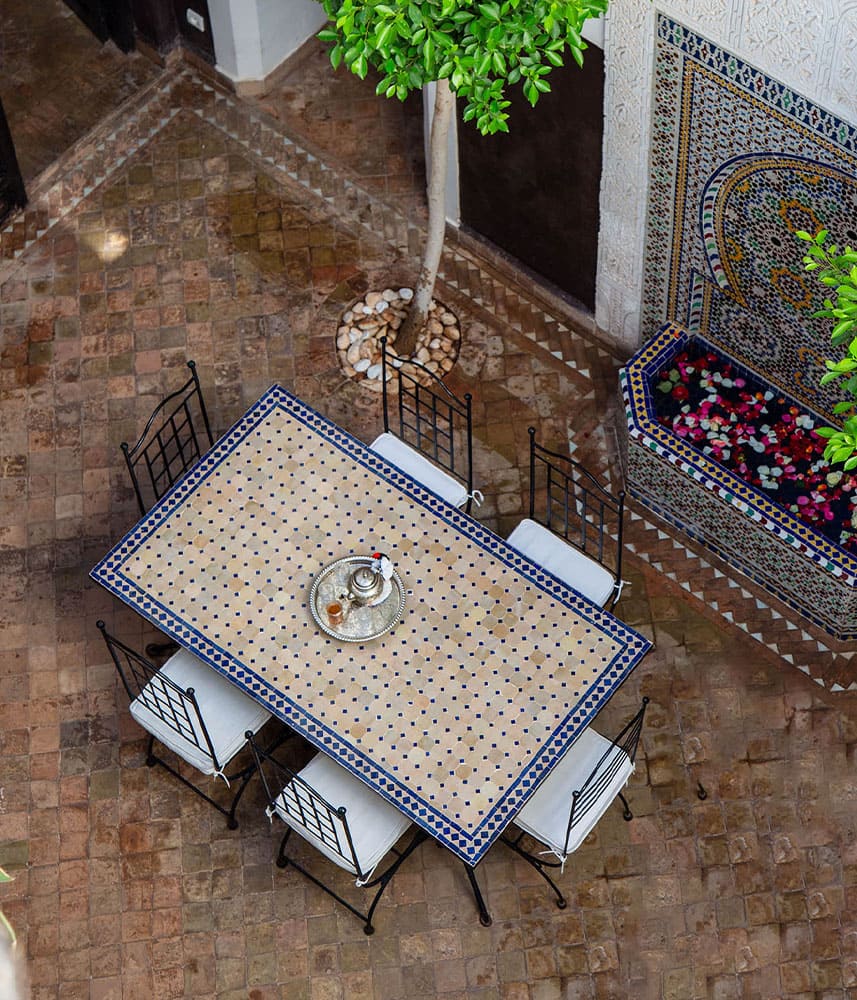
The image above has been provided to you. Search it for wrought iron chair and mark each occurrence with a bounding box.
[507,426,626,608]
[248,733,427,934]
[97,621,286,829]
[501,697,649,908]
[371,336,479,513]
[121,360,214,518]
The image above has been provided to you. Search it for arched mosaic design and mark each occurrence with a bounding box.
[694,154,857,413]
[644,15,857,421]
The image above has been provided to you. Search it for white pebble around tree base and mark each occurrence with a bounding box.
[336,288,461,392]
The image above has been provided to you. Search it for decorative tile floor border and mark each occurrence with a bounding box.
[0,66,614,383]
[2,56,853,689]
[625,505,856,691]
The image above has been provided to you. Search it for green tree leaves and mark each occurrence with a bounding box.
[798,229,857,470]
[0,867,16,948]
[317,0,607,134]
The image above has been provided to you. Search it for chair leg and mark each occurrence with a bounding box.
[144,739,263,830]
[147,749,237,825]
[276,828,293,868]
[274,828,427,935]
[500,833,567,910]
[226,766,256,830]
[145,734,157,767]
[227,726,292,830]
[618,791,633,821]
[362,829,427,934]
[281,854,381,933]
[462,863,493,927]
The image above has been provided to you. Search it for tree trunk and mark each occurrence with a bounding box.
[395,77,454,358]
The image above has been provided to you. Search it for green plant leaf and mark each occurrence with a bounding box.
[477,2,500,19]
[832,444,855,463]
[833,319,856,340]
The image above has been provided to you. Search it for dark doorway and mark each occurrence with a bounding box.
[1,0,160,185]
[457,45,605,311]
[64,0,135,52]
[0,97,27,225]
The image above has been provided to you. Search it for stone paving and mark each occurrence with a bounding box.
[1,17,857,1000]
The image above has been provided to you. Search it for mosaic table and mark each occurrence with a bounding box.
[92,385,651,869]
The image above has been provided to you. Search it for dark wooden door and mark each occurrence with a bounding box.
[0,96,26,225]
[458,46,604,311]
[64,0,135,52]
[64,0,109,41]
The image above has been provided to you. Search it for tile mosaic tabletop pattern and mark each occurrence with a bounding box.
[92,386,651,863]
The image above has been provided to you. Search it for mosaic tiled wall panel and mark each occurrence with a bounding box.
[622,324,857,641]
[644,14,857,422]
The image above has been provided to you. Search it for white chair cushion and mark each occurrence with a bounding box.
[515,727,633,858]
[130,647,272,776]
[273,752,412,878]
[507,518,615,606]
[370,432,468,508]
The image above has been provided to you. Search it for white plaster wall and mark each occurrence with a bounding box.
[599,0,857,352]
[209,0,327,83]
[257,0,327,77]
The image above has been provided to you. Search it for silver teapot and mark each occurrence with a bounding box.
[348,553,389,606]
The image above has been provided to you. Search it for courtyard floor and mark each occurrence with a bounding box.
[1,12,857,1000]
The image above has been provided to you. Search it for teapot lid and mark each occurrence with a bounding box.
[352,565,378,588]
[350,563,384,600]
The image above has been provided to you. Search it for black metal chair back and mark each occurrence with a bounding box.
[527,426,625,606]
[97,621,284,829]
[121,360,214,516]
[249,735,365,877]
[247,734,426,934]
[97,621,221,770]
[562,696,649,856]
[379,337,475,513]
[501,697,649,909]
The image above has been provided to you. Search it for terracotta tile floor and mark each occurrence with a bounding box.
[251,41,427,218]
[1,21,857,1000]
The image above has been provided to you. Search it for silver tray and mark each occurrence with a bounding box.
[309,555,406,642]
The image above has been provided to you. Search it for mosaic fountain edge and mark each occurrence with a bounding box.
[621,323,857,646]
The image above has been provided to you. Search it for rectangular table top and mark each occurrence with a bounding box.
[92,385,651,864]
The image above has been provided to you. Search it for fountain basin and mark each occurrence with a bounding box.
[621,323,857,641]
